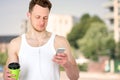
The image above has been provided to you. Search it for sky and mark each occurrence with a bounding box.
[0,0,108,35]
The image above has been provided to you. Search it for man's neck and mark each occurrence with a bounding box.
[26,30,49,40]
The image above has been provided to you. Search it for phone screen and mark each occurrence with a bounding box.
[56,48,65,54]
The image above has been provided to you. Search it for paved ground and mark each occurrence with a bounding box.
[0,73,3,80]
[1,71,120,80]
[60,71,120,80]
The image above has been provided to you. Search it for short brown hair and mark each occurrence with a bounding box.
[29,0,52,12]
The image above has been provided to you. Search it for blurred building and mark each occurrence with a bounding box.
[47,14,79,37]
[104,0,120,42]
[21,14,79,37]
[0,35,18,53]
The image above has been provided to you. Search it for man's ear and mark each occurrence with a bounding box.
[27,12,30,18]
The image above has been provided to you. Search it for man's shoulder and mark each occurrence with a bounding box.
[9,35,22,46]
[8,35,22,52]
[54,34,70,50]
[55,35,66,41]
[55,35,68,45]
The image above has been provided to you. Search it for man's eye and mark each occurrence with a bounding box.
[35,16,40,19]
[43,17,48,20]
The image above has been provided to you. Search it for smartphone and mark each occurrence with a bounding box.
[56,48,65,54]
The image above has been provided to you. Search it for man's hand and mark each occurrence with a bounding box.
[52,53,69,68]
[3,69,16,80]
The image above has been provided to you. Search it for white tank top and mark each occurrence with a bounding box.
[18,34,60,80]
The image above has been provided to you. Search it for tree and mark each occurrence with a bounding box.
[67,13,104,49]
[67,13,115,61]
[77,22,115,61]
[0,52,7,65]
[115,42,120,59]
[67,14,90,48]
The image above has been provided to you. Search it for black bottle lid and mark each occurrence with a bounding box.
[8,62,20,69]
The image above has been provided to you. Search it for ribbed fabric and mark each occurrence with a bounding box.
[18,34,59,80]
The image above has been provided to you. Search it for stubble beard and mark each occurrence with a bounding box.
[33,25,46,32]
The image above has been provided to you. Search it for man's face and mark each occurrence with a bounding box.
[28,4,50,32]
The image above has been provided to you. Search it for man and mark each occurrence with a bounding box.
[3,0,79,80]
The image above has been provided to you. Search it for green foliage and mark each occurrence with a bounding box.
[0,52,8,65]
[77,22,115,61]
[67,13,115,61]
[60,66,64,71]
[67,13,104,49]
[67,13,91,48]
[78,63,88,71]
[115,42,120,59]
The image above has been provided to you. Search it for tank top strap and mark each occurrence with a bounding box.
[21,34,25,39]
[21,34,27,46]
[48,33,56,45]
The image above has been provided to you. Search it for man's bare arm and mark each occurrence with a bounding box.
[53,36,79,80]
[3,37,20,79]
